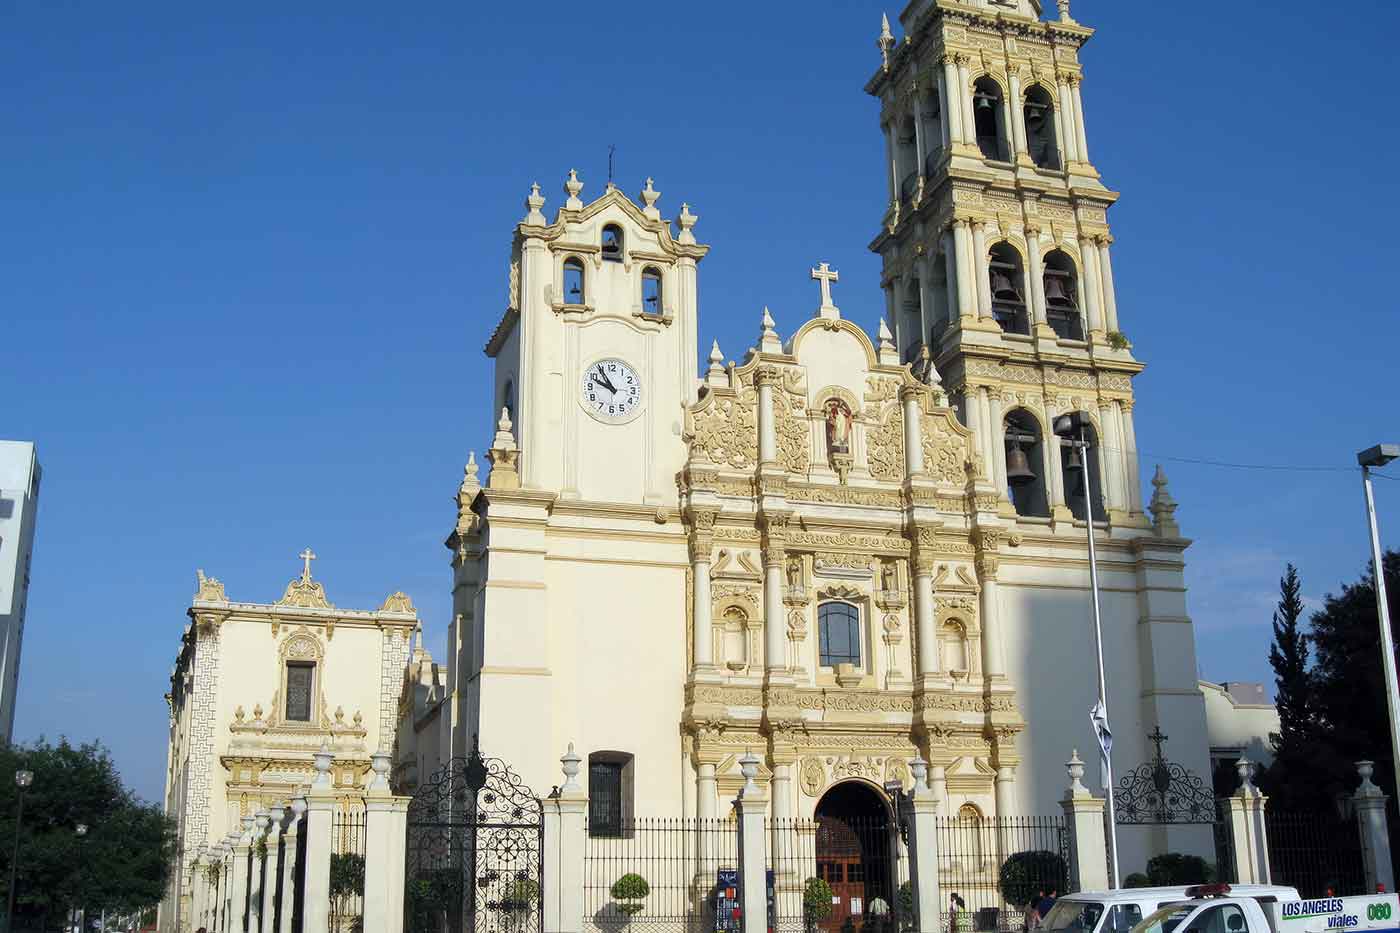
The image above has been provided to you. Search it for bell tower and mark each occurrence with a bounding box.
[867,0,1147,528]
[486,172,710,505]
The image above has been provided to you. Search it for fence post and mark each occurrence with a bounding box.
[1225,759,1270,885]
[1061,751,1109,892]
[262,807,285,933]
[190,849,209,933]
[230,817,255,933]
[282,797,306,933]
[250,810,271,933]
[1354,761,1395,893]
[362,751,409,933]
[735,751,769,933]
[906,759,942,933]
[303,746,338,933]
[544,744,587,933]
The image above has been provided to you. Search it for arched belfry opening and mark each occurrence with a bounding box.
[814,781,898,933]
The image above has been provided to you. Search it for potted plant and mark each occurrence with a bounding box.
[611,872,651,924]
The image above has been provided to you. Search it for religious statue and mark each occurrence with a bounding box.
[786,557,802,591]
[824,399,853,455]
[882,561,898,593]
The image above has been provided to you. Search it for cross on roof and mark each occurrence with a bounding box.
[811,262,840,313]
[299,548,317,582]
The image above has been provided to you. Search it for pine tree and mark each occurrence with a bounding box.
[1268,564,1310,748]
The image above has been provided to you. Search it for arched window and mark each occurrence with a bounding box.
[601,224,624,262]
[957,803,988,866]
[897,116,919,206]
[973,77,1008,162]
[902,278,923,362]
[1043,250,1084,341]
[1055,413,1106,522]
[563,257,585,304]
[1024,85,1060,170]
[988,242,1029,336]
[285,660,315,722]
[641,266,662,315]
[1004,409,1049,517]
[818,601,861,668]
[923,92,945,176]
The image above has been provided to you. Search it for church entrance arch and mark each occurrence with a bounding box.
[814,781,899,933]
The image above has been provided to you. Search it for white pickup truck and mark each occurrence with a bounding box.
[1131,886,1399,933]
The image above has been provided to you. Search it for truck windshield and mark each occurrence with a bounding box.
[1130,905,1192,933]
[1042,901,1105,933]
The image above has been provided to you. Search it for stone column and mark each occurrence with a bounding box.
[942,232,959,325]
[1120,402,1143,514]
[303,748,337,933]
[974,530,1006,679]
[1061,752,1110,892]
[690,510,716,670]
[913,535,939,679]
[1070,75,1091,164]
[762,515,789,673]
[1226,759,1272,885]
[940,57,965,145]
[956,57,976,150]
[972,222,992,321]
[363,752,410,933]
[1099,402,1125,515]
[1079,237,1104,335]
[1097,237,1119,334]
[976,388,997,480]
[952,219,977,322]
[1045,409,1067,512]
[1008,70,1029,162]
[280,801,304,933]
[260,809,283,933]
[250,809,270,933]
[734,754,769,933]
[906,759,942,933]
[1354,761,1396,894]
[885,122,899,206]
[912,93,927,178]
[756,368,778,466]
[988,392,1007,494]
[697,761,718,819]
[229,818,254,933]
[1057,74,1080,163]
[1024,226,1049,329]
[903,388,925,478]
[544,746,589,933]
[189,851,209,933]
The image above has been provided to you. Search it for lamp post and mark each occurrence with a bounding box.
[1055,412,1120,888]
[74,823,88,933]
[1359,443,1400,803]
[5,769,34,933]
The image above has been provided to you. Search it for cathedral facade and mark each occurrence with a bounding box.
[438,0,1212,871]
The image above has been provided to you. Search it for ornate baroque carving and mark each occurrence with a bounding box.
[867,406,905,481]
[690,392,758,469]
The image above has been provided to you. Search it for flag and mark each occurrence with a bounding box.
[1090,700,1113,789]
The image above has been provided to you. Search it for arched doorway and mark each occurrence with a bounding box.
[815,781,898,933]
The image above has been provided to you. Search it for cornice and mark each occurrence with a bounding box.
[483,306,518,359]
[517,187,711,263]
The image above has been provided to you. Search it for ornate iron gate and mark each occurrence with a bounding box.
[405,741,544,933]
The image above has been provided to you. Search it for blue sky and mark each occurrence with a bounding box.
[3,1,1398,803]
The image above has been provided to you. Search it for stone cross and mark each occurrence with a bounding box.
[811,262,840,319]
[299,548,317,582]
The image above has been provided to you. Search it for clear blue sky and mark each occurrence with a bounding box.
[3,1,1398,802]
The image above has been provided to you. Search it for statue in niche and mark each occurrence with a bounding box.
[824,399,853,455]
[882,561,898,593]
[786,556,803,590]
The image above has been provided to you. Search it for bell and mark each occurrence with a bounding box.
[1005,443,1036,486]
[1063,443,1084,473]
[990,271,1020,300]
[975,94,995,111]
[569,282,582,299]
[1044,275,1074,307]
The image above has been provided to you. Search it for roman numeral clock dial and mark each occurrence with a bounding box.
[579,358,643,424]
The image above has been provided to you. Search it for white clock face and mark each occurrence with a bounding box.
[580,358,643,423]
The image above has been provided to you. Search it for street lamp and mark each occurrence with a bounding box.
[1055,412,1121,888]
[74,824,89,933]
[5,769,34,933]
[1359,443,1399,805]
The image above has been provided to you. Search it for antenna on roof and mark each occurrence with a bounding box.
[607,144,617,188]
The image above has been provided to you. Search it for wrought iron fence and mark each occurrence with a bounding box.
[331,800,367,932]
[936,816,1069,933]
[812,815,905,933]
[769,819,819,933]
[582,817,738,933]
[1266,809,1366,898]
[1212,800,1237,885]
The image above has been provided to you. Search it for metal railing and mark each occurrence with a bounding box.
[936,816,1069,932]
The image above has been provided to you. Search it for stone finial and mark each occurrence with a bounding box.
[877,14,896,73]
[1234,757,1261,798]
[312,743,334,789]
[369,750,393,792]
[290,796,308,822]
[195,569,227,603]
[758,306,782,354]
[1149,465,1180,537]
[677,203,698,245]
[811,262,841,319]
[559,742,583,793]
[640,177,661,220]
[486,408,521,490]
[267,804,286,834]
[455,452,481,535]
[706,339,728,388]
[912,343,943,388]
[909,757,928,786]
[254,809,271,837]
[1065,749,1088,798]
[739,750,761,796]
[1057,0,1075,23]
[524,182,547,225]
[877,317,899,365]
[1357,760,1384,798]
[564,169,584,210]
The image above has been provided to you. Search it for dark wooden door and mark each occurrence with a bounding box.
[817,818,866,932]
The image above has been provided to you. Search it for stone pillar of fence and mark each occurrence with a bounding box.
[1225,759,1271,885]
[261,806,285,933]
[906,758,943,933]
[250,809,271,933]
[1061,750,1110,892]
[544,744,588,933]
[362,751,410,933]
[230,816,256,933]
[1354,760,1395,893]
[282,797,306,933]
[734,752,769,933]
[303,746,338,933]
[189,849,209,933]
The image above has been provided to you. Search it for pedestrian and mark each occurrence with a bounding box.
[1037,889,1058,921]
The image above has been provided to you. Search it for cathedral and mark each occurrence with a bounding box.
[434,0,1213,873]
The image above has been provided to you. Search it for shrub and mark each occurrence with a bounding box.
[999,850,1069,906]
[804,876,834,931]
[504,876,540,911]
[611,872,651,918]
[1145,853,1213,886]
[1106,331,1130,350]
[1123,873,1152,889]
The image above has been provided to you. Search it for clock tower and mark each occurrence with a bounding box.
[485,172,709,505]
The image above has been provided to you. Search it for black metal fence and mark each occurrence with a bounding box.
[813,815,904,933]
[936,816,1069,932]
[1266,809,1366,898]
[769,819,819,933]
[331,801,367,932]
[582,817,738,933]
[1212,800,1237,885]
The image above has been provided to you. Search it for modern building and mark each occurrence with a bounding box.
[442,0,1217,875]
[0,440,41,744]
[1200,680,1280,774]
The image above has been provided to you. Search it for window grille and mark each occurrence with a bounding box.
[285,662,314,722]
[588,761,623,837]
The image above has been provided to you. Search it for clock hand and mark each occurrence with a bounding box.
[595,366,618,394]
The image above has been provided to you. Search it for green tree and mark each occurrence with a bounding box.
[1269,564,1311,746]
[0,738,174,927]
[329,851,366,932]
[610,872,649,919]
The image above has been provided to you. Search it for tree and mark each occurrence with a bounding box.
[1269,564,1311,747]
[1145,853,1212,885]
[0,738,175,927]
[329,851,366,932]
